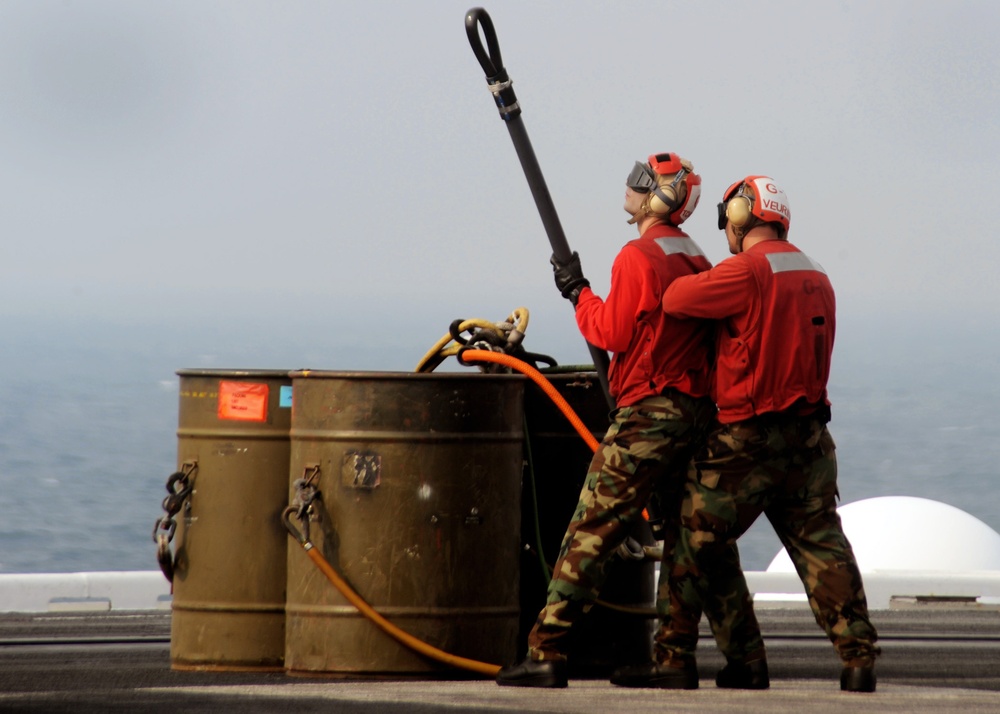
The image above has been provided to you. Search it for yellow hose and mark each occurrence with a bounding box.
[414,318,505,374]
[414,309,530,374]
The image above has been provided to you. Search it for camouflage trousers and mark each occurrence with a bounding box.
[655,412,880,665]
[526,391,715,661]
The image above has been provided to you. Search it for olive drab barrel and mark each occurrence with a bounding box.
[284,371,524,674]
[521,370,655,676]
[168,369,293,671]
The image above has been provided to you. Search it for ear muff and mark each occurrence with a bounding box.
[647,185,680,215]
[646,170,687,216]
[726,195,753,228]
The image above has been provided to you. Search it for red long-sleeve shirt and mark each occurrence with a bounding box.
[662,240,835,423]
[574,224,713,408]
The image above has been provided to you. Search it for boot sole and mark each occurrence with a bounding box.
[496,677,567,688]
[611,677,698,690]
[717,682,769,690]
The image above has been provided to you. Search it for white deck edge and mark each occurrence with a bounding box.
[0,571,172,613]
[2,569,1000,613]
[747,570,1000,609]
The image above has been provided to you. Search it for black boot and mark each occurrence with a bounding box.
[841,663,876,692]
[716,658,770,689]
[610,661,698,689]
[496,657,568,688]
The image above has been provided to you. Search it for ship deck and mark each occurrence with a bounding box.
[2,606,998,713]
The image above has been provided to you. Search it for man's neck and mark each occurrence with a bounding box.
[636,215,669,235]
[741,226,780,250]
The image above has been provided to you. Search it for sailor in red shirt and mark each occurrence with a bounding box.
[497,153,717,688]
[651,176,879,692]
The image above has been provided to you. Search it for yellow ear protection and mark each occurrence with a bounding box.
[647,162,691,216]
[726,192,753,227]
[718,183,755,229]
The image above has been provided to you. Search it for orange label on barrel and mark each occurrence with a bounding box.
[217,382,268,421]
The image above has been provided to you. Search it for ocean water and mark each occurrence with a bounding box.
[0,313,998,575]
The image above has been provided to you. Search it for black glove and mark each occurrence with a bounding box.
[550,251,590,306]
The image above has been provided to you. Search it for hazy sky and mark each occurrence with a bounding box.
[0,0,997,371]
[1,1,999,574]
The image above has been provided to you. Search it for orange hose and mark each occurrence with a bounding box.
[461,350,600,453]
[463,352,653,523]
[300,542,501,677]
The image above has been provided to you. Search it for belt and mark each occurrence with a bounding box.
[753,401,830,425]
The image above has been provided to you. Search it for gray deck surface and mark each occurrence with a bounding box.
[1,607,998,713]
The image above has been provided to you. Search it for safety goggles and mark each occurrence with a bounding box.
[717,201,728,230]
[626,161,657,193]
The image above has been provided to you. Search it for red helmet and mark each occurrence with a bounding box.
[718,176,790,232]
[627,152,702,225]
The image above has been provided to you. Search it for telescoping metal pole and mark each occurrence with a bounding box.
[465,7,614,410]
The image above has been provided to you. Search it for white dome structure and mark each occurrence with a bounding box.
[766,496,1000,573]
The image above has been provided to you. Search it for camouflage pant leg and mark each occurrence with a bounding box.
[657,416,879,665]
[527,393,713,660]
[764,421,879,663]
[655,423,767,664]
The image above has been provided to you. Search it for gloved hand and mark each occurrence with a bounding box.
[550,251,590,306]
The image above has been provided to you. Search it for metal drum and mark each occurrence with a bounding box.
[169,369,293,671]
[521,370,655,676]
[284,371,524,675]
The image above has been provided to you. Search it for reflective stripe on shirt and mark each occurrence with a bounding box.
[654,237,706,258]
[766,251,827,274]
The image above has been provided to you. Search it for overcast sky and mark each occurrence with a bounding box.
[0,0,997,372]
[1,1,999,574]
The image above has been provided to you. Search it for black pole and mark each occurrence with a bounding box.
[465,7,614,410]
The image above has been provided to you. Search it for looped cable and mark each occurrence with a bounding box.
[415,307,554,373]
[465,8,521,122]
